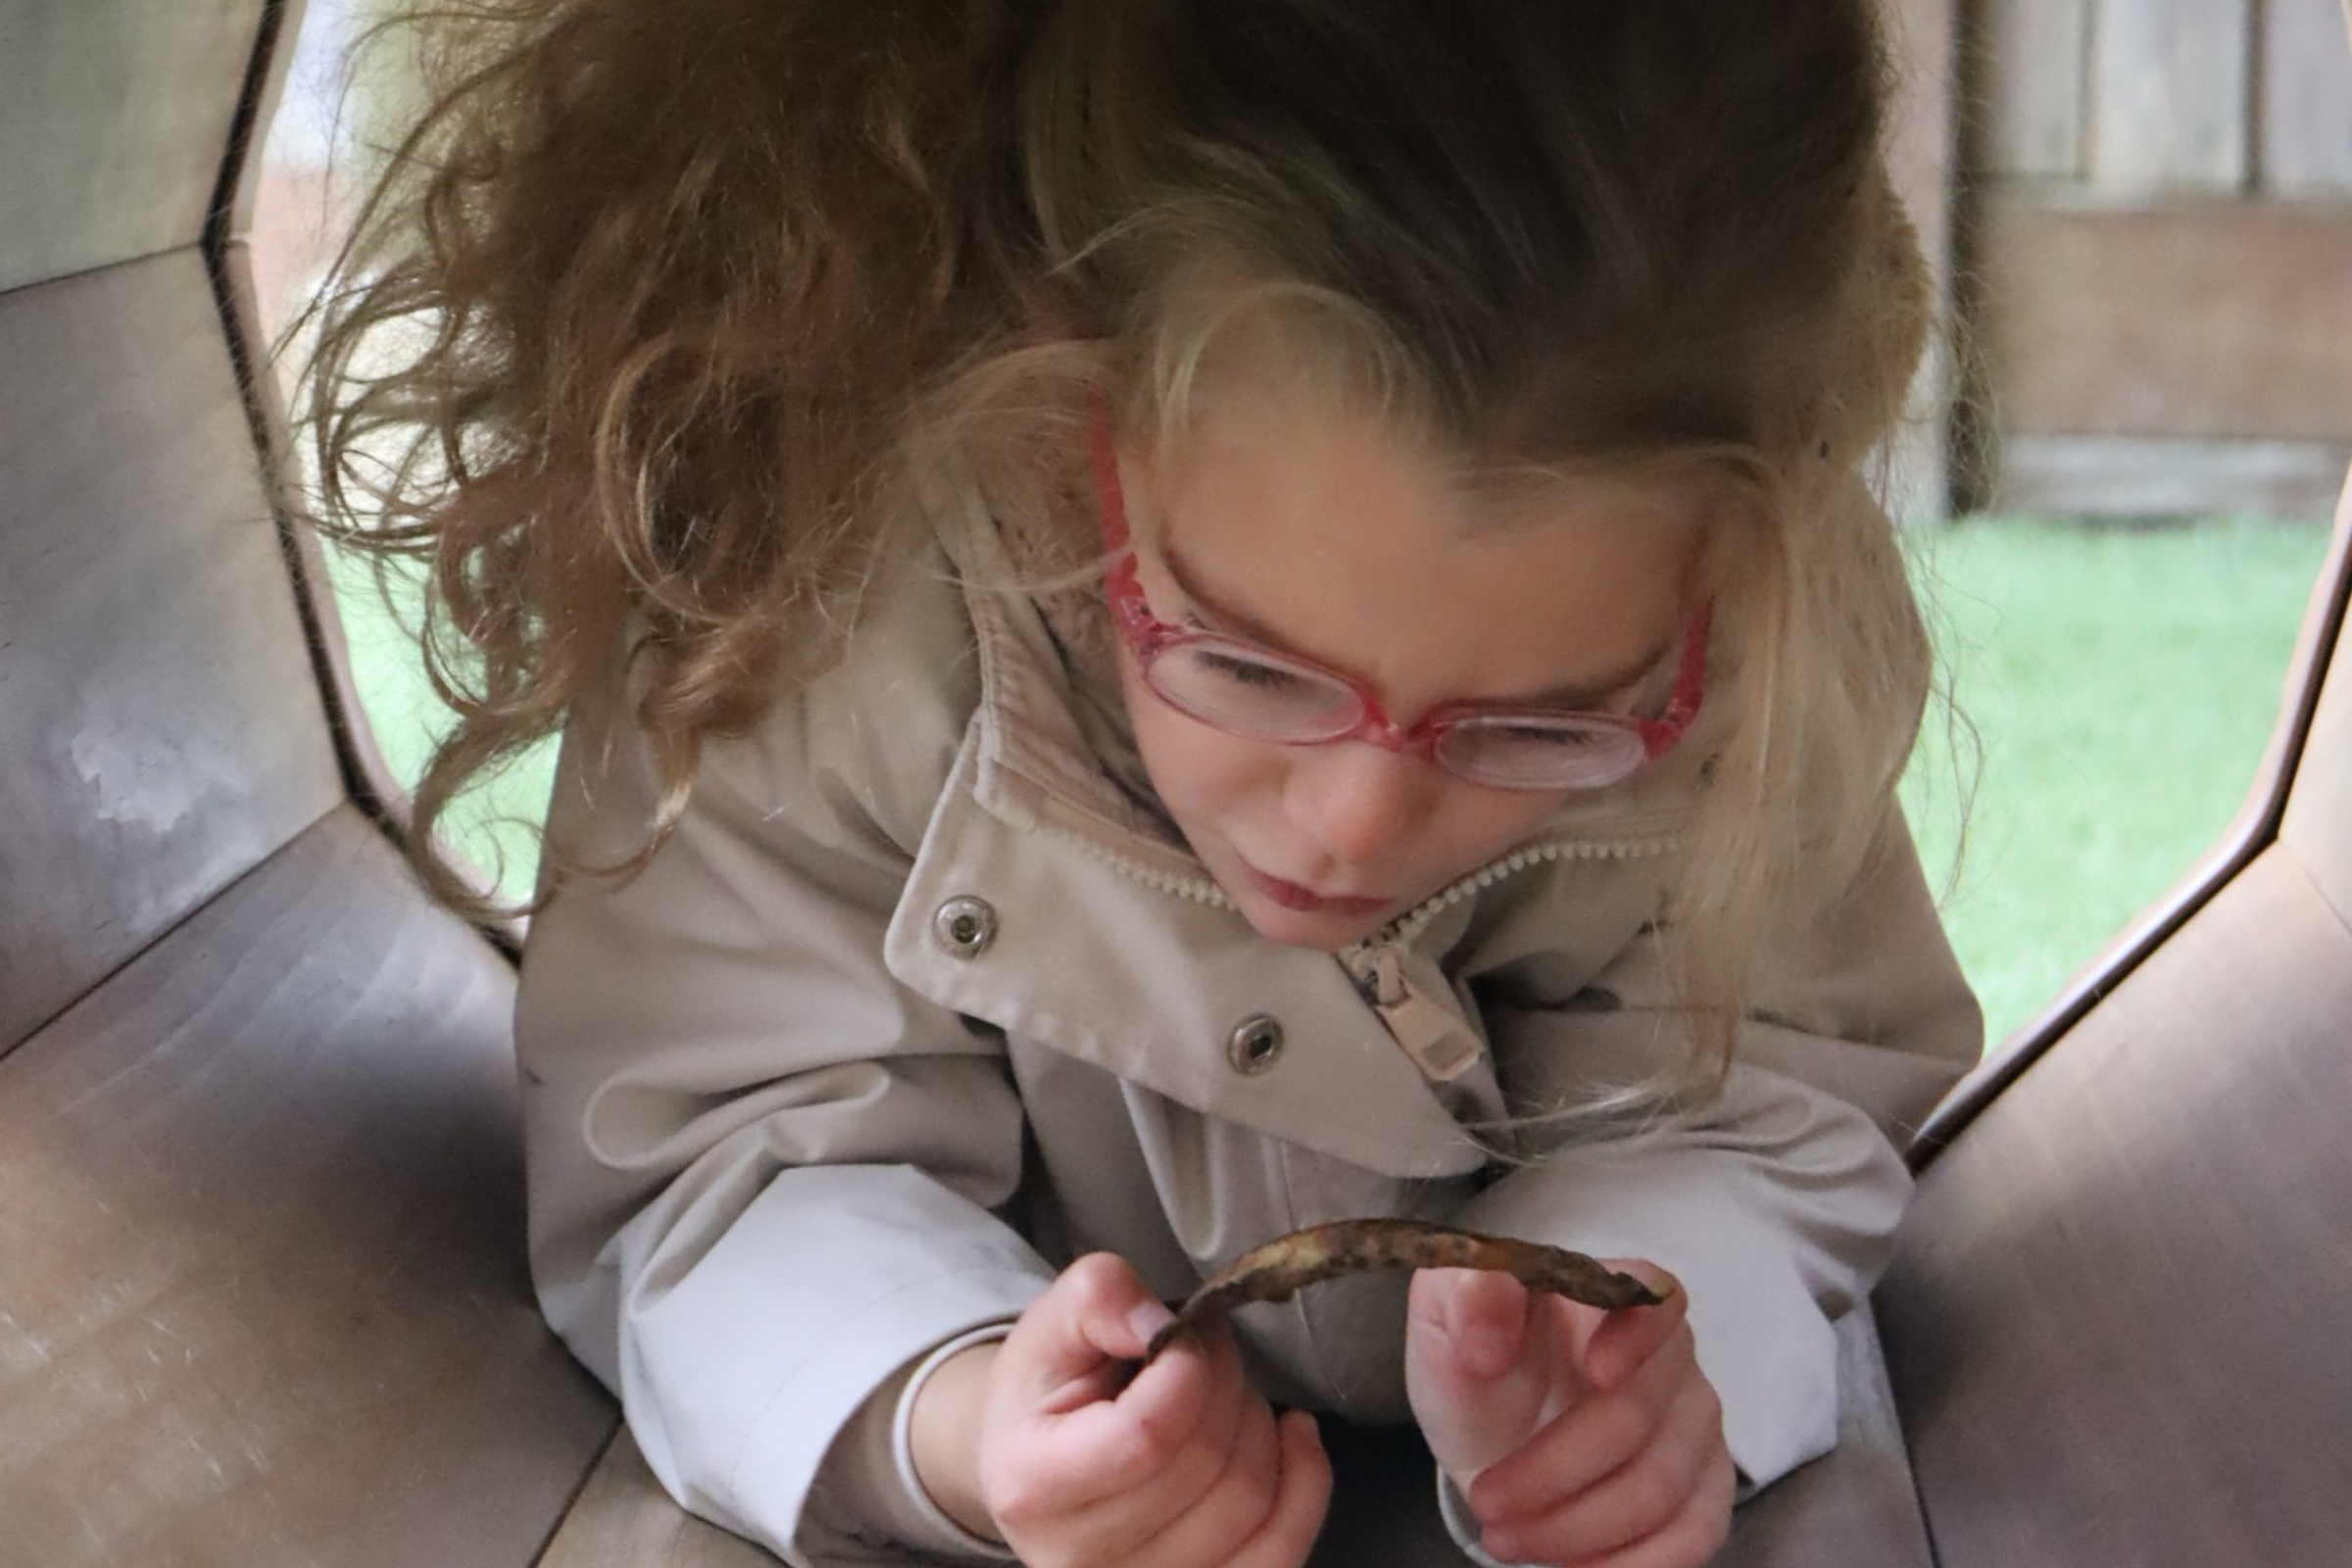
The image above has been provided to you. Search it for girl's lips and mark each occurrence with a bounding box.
[1246,862,1393,916]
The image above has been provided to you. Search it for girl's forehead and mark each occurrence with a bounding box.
[1145,360,1726,529]
[1131,380,1712,710]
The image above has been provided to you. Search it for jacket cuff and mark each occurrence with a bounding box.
[888,1326,1022,1560]
[1436,1467,1523,1568]
[618,1165,1053,1564]
[725,1268,1048,1561]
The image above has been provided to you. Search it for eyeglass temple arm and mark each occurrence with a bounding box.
[1088,390,1130,555]
[1642,607,1712,751]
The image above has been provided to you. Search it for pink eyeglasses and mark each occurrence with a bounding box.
[1090,400,1709,792]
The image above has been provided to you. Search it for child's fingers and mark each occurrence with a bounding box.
[1406,1264,1578,1489]
[1472,1345,1725,1564]
[1469,1311,1703,1517]
[1409,1265,1533,1381]
[1483,1431,1735,1568]
[1222,1410,1333,1568]
[1578,1261,1689,1391]
[1000,1252,1174,1409]
[1091,1320,1252,1531]
[1110,1379,1286,1564]
[1004,1335,1227,1515]
[986,1254,1233,1521]
[1043,1363,1306,1568]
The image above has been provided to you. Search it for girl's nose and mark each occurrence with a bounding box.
[1286,741,1441,868]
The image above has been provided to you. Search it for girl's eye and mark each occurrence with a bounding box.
[1490,723,1605,751]
[1197,650,1307,692]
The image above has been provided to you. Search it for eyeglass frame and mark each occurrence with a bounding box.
[1087,395,1711,791]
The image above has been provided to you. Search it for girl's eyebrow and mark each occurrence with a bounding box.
[1159,534,1675,710]
[1160,534,1296,651]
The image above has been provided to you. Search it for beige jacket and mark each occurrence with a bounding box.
[514,490,1982,1566]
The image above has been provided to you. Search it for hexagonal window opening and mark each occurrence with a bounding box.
[248,0,2342,1049]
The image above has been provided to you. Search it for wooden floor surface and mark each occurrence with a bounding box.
[1880,844,2352,1568]
[0,808,614,1568]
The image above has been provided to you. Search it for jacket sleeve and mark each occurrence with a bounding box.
[1457,812,1981,1494]
[514,568,1054,1564]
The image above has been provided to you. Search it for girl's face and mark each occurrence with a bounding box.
[1111,376,1711,952]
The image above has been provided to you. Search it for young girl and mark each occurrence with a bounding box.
[307,3,1983,1564]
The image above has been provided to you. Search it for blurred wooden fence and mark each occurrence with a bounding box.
[1962,0,2352,518]
[246,0,2350,522]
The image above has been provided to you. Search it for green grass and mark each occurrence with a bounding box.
[325,516,2334,1052]
[321,545,558,899]
[1901,517,2331,1046]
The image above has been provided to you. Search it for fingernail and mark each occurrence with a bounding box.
[1128,1298,1177,1346]
[1463,1321,1520,1380]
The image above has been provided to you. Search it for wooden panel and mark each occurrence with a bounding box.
[537,1434,777,1568]
[1979,193,2352,442]
[0,0,265,295]
[0,252,343,1052]
[1994,434,2349,518]
[2088,0,2252,188]
[0,808,616,1567]
[2278,477,2352,920]
[1969,0,2089,177]
[537,1309,1929,1567]
[1878,846,2352,1568]
[2259,0,2352,193]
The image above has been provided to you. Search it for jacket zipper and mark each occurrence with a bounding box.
[1043,810,1679,1084]
[1341,832,1680,1083]
[1042,815,1236,908]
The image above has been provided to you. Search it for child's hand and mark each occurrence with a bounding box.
[966,1252,1331,1568]
[1404,1262,1734,1567]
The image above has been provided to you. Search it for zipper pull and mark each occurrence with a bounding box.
[1361,949,1483,1083]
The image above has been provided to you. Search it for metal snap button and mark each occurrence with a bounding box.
[1226,1013,1285,1075]
[931,896,998,959]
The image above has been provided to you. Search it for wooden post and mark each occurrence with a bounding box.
[1883,0,1962,522]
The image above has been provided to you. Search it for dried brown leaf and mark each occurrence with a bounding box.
[1143,1218,1674,1362]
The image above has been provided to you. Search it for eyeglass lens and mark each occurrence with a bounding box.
[1145,640,1647,790]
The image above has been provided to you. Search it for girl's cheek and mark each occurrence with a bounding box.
[1135,709,1279,821]
[1438,790,1569,870]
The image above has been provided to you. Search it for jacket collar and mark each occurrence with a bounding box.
[879,495,1697,1177]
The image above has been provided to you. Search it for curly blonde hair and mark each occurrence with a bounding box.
[304,0,1935,1070]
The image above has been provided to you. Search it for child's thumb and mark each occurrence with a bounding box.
[1406,1268,1551,1489]
[1410,1265,1530,1382]
[1002,1251,1171,1405]
[1579,1259,1688,1390]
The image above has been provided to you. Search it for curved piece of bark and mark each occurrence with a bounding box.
[1143,1218,1674,1362]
